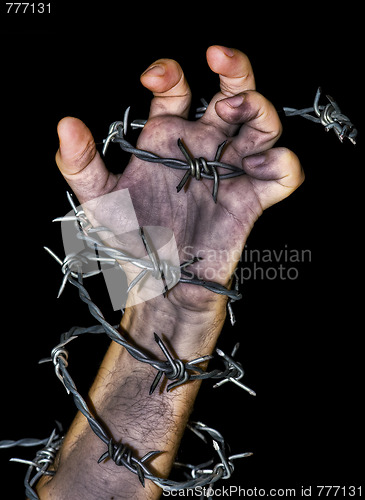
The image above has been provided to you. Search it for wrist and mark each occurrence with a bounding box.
[120,290,227,359]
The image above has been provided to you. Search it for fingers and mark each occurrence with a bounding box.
[200,45,255,133]
[242,147,305,210]
[56,117,117,204]
[216,90,282,157]
[206,45,255,96]
[140,58,191,119]
[140,46,255,133]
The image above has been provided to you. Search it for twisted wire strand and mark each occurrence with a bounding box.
[2,429,64,500]
[0,438,54,449]
[102,108,245,203]
[79,227,242,311]
[283,87,357,144]
[104,118,243,179]
[8,87,354,496]
[37,245,255,491]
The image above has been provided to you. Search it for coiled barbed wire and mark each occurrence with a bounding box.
[41,192,252,397]
[37,323,254,492]
[152,421,253,492]
[41,260,245,394]
[37,283,255,396]
[0,428,63,500]
[2,317,254,495]
[1,420,252,498]
[283,87,357,144]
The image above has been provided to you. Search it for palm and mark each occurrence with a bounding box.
[115,116,260,286]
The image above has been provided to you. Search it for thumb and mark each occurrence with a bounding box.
[56,117,116,204]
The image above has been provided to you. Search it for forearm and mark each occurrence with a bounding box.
[36,294,227,499]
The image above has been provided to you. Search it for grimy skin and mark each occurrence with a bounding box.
[37,45,303,499]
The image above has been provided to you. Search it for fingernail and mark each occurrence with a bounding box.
[222,46,235,57]
[225,95,244,108]
[141,64,165,77]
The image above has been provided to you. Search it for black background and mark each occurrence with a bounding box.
[1,2,363,498]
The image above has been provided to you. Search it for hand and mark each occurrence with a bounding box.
[55,45,304,316]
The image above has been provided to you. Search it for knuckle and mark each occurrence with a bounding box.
[71,140,97,171]
[220,74,252,96]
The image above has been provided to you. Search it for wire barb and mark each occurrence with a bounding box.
[176,138,224,203]
[213,344,256,396]
[169,421,252,490]
[102,107,244,203]
[97,439,161,487]
[3,428,64,500]
[283,87,357,144]
[151,333,189,393]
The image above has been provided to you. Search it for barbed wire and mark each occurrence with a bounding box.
[0,428,63,500]
[0,312,255,500]
[102,107,245,204]
[39,264,254,396]
[1,317,254,496]
[41,327,253,490]
[283,87,357,144]
[1,419,252,498]
[50,190,242,323]
[124,89,357,147]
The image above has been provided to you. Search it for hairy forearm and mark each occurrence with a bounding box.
[36,294,227,499]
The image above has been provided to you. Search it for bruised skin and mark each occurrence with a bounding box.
[56,46,304,311]
[97,116,261,303]
[98,95,281,281]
